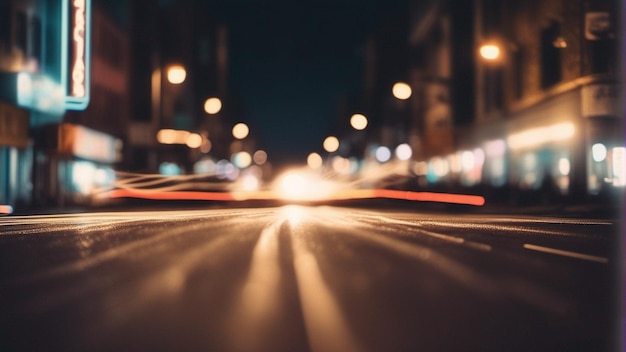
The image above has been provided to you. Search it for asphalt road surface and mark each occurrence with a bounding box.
[0,206,621,351]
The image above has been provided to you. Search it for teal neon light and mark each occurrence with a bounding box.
[63,0,91,110]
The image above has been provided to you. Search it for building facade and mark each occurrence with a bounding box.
[37,2,128,206]
[126,0,233,176]
[0,0,93,209]
[469,0,622,199]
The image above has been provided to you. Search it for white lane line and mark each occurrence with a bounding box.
[367,215,492,252]
[523,244,609,264]
[291,235,362,352]
[228,220,283,351]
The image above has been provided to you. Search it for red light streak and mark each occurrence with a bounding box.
[106,189,485,206]
[373,189,486,206]
[107,189,237,201]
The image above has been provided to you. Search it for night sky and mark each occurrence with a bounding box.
[210,0,408,165]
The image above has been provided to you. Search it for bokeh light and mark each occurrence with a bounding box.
[479,44,501,60]
[307,152,323,169]
[200,138,212,153]
[232,123,250,140]
[157,128,190,144]
[395,143,412,160]
[331,156,351,174]
[253,150,268,165]
[166,65,186,84]
[157,129,177,144]
[233,151,252,168]
[185,133,203,148]
[558,157,571,175]
[323,136,339,153]
[375,146,391,163]
[350,114,368,130]
[392,82,412,100]
[592,143,607,162]
[204,97,222,114]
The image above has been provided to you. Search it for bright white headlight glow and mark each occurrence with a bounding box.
[275,170,335,201]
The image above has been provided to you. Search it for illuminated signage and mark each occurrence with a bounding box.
[59,123,120,163]
[71,0,86,98]
[64,0,91,110]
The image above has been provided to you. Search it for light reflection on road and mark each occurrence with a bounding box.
[0,206,617,351]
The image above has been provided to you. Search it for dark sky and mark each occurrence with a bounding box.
[210,0,408,165]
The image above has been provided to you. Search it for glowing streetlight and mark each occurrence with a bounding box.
[307,152,323,169]
[204,97,222,114]
[232,123,249,140]
[350,114,368,130]
[479,44,501,60]
[323,136,339,153]
[392,82,412,100]
[166,64,186,84]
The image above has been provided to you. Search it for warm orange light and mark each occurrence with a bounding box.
[185,133,203,148]
[507,122,575,150]
[479,44,501,60]
[307,152,323,169]
[350,114,368,130]
[274,170,335,201]
[323,136,339,153]
[204,97,222,114]
[167,65,186,84]
[232,123,250,140]
[105,188,485,206]
[157,129,177,144]
[158,128,203,146]
[0,204,14,214]
[392,82,412,100]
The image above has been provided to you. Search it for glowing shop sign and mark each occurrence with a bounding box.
[71,0,86,98]
[65,0,91,110]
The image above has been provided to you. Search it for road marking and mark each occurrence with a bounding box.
[368,215,492,251]
[523,244,609,263]
[228,220,283,351]
[291,234,362,352]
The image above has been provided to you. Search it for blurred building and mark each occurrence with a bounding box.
[405,0,622,201]
[469,0,622,199]
[363,6,411,147]
[354,0,622,202]
[0,0,99,208]
[354,2,412,168]
[32,2,127,206]
[126,0,234,176]
[407,0,475,160]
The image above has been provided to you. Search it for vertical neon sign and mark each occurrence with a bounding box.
[64,0,91,110]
